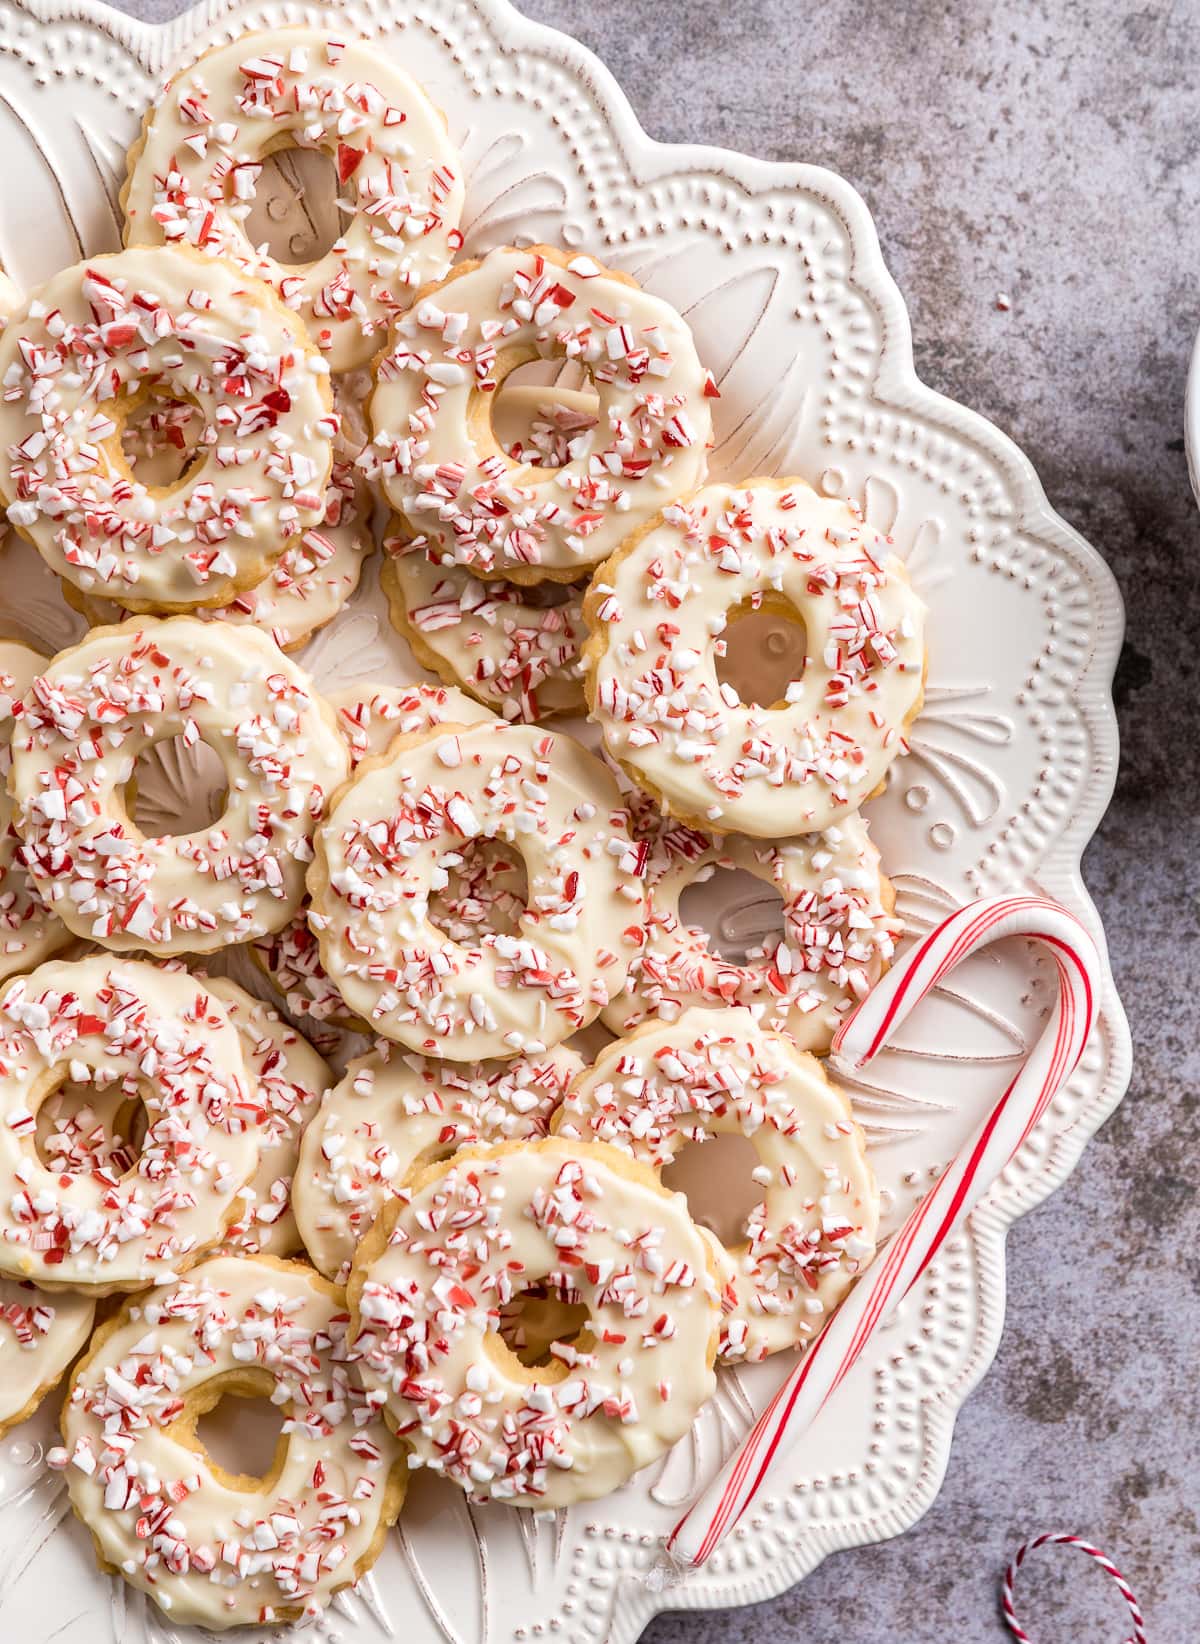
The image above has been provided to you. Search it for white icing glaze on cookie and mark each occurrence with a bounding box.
[0,957,259,1291]
[294,1040,581,1282]
[123,30,465,374]
[584,479,927,835]
[64,460,373,652]
[0,1277,94,1433]
[366,245,713,580]
[53,1254,405,1627]
[308,720,647,1059]
[555,1007,878,1362]
[253,683,493,1026]
[203,977,331,1258]
[382,527,588,721]
[0,642,72,982]
[8,617,349,956]
[0,249,334,612]
[327,678,494,766]
[603,799,899,1049]
[348,1138,718,1506]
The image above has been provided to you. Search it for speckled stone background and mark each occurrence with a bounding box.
[105,0,1200,1637]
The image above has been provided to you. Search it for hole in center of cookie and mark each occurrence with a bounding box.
[661,1131,762,1248]
[491,360,598,471]
[130,735,228,838]
[120,388,205,490]
[430,837,528,940]
[678,866,786,965]
[715,599,808,709]
[498,1284,591,1369]
[194,1386,285,1485]
[237,144,351,267]
[35,1075,146,1178]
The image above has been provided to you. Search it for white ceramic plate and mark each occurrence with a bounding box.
[0,1,1130,1639]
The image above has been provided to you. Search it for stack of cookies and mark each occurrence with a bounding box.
[0,24,927,1630]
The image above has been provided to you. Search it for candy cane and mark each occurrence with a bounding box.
[1002,1533,1146,1643]
[665,895,1101,1569]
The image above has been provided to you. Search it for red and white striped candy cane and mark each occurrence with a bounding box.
[666,894,1101,1569]
[1003,1532,1146,1642]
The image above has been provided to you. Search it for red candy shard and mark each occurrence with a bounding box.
[337,143,365,183]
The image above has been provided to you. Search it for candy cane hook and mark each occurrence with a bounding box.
[664,895,1101,1570]
[1003,1533,1146,1643]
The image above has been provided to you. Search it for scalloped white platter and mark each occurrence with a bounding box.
[0,1,1130,1640]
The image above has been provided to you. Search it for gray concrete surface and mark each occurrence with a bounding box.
[102,0,1200,1638]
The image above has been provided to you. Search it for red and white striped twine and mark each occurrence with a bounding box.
[1002,1533,1146,1643]
[665,895,1103,1570]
